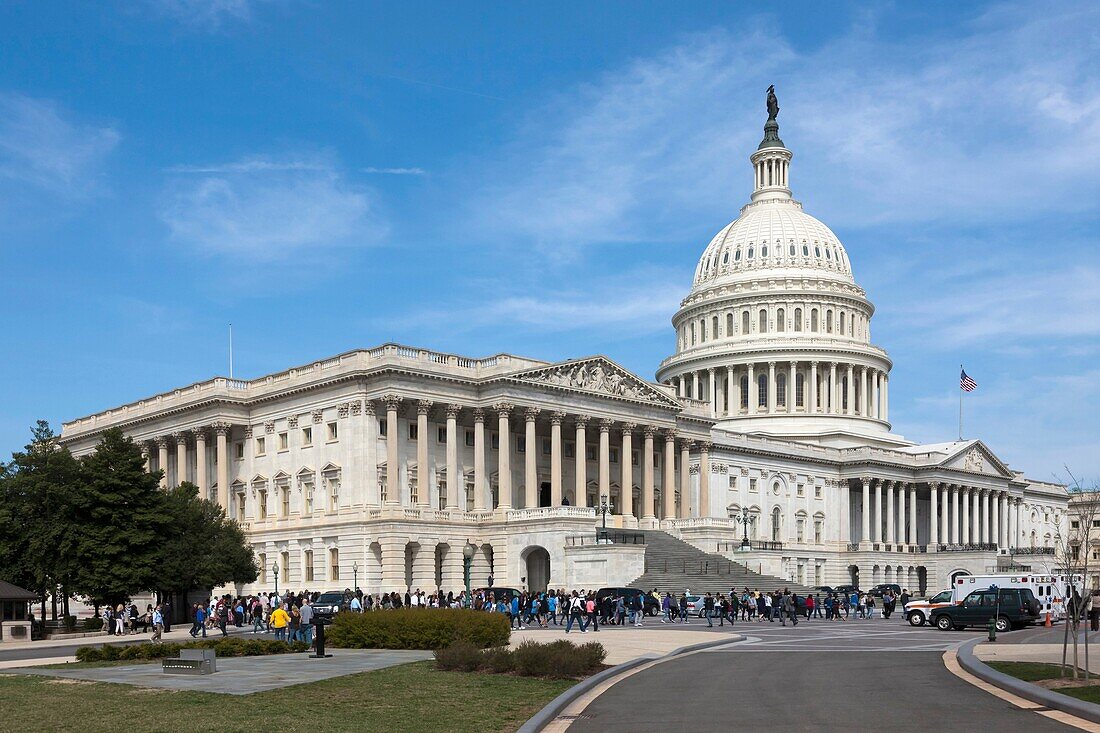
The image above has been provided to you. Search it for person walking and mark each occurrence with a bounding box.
[270,603,290,642]
[151,605,164,644]
[565,592,587,634]
[704,593,715,627]
[190,603,207,638]
[586,593,599,632]
[300,599,314,646]
[678,594,689,624]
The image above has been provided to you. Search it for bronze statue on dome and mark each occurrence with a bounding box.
[766,85,779,121]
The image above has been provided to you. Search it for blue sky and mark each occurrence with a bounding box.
[1,1,1098,482]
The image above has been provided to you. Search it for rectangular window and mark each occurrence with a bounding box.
[542,438,551,455]
[235,442,244,459]
[654,453,660,468]
[797,483,804,497]
[1072,520,1081,529]
[328,476,340,511]
[815,485,823,499]
[565,442,575,458]
[409,465,419,504]
[814,520,822,544]
[259,490,268,519]
[729,476,736,489]
[1093,520,1100,528]
[491,432,499,450]
[796,519,805,542]
[465,430,474,447]
[278,432,288,451]
[327,422,338,441]
[517,435,526,453]
[237,493,246,522]
[408,423,418,441]
[302,427,312,446]
[280,552,289,583]
[377,466,387,503]
[304,482,314,514]
[330,549,340,581]
[258,553,267,580]
[750,478,758,493]
[255,436,266,456]
[586,445,597,461]
[438,426,447,443]
[610,448,619,463]
[280,486,289,517]
[304,550,314,582]
[378,420,388,437]
[632,450,640,466]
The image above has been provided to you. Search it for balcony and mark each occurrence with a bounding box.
[1010,546,1056,556]
[937,543,998,553]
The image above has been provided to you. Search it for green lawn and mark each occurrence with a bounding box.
[986,661,1088,682]
[1054,686,1100,704]
[0,661,573,733]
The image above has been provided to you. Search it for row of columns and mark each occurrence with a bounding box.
[672,361,889,421]
[144,422,232,509]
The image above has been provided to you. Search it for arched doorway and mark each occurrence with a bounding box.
[523,546,551,592]
[848,565,860,588]
[539,481,551,507]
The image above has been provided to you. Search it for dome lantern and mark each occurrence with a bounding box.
[750,85,792,204]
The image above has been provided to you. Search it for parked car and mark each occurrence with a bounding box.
[594,587,661,617]
[834,585,861,596]
[312,591,349,619]
[930,587,1041,632]
[869,583,902,598]
[904,589,955,627]
[815,586,837,596]
[476,587,521,604]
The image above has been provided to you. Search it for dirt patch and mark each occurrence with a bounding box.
[45,679,97,686]
[1032,678,1100,689]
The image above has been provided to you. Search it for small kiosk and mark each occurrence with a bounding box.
[0,581,36,643]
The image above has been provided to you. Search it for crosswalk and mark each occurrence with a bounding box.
[700,620,983,653]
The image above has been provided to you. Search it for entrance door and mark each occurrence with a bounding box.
[540,482,551,507]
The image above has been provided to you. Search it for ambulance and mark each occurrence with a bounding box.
[906,574,1083,626]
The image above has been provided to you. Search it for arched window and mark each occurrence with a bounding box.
[722,251,729,264]
[789,243,796,256]
[690,322,696,345]
[742,311,750,334]
[776,373,787,407]
[841,377,849,411]
[815,245,821,257]
[740,375,749,409]
[802,244,809,256]
[850,317,855,337]
[811,309,819,332]
[839,312,846,334]
[735,248,742,261]
[771,507,782,542]
[748,246,755,259]
[761,244,768,257]
[758,309,767,333]
[726,313,733,336]
[826,310,834,333]
[700,319,707,342]
[826,248,832,260]
[794,307,802,332]
[795,373,805,407]
[776,308,785,332]
[712,315,719,338]
[757,374,767,408]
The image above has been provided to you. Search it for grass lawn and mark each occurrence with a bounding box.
[986,661,1088,682]
[0,660,573,733]
[1054,686,1100,704]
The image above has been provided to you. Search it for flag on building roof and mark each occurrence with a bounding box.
[960,369,977,392]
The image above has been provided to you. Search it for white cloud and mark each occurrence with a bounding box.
[361,167,427,176]
[150,0,254,28]
[0,93,119,195]
[160,155,382,260]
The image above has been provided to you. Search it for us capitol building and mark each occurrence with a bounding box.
[60,91,1068,596]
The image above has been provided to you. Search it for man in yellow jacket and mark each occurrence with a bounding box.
[270,605,291,642]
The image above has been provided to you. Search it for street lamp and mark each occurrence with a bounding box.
[733,509,752,551]
[352,561,359,591]
[462,542,476,607]
[272,561,280,598]
[598,499,615,543]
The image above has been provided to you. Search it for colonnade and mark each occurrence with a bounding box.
[670,361,888,421]
[143,422,231,508]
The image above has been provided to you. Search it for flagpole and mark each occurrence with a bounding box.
[958,363,963,441]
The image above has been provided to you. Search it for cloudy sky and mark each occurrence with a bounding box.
[1,1,1097,482]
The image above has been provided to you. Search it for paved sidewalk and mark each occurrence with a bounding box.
[510,624,740,664]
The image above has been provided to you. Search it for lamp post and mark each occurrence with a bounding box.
[352,561,359,592]
[734,508,752,551]
[598,499,614,542]
[462,542,476,608]
[272,561,280,598]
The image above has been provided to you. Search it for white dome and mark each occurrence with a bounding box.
[693,198,853,288]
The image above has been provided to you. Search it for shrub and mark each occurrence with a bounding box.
[481,645,515,673]
[433,641,483,672]
[512,639,558,677]
[81,617,103,632]
[575,641,608,670]
[74,639,306,663]
[327,609,510,650]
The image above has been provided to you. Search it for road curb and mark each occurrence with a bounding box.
[956,638,1100,724]
[516,634,744,733]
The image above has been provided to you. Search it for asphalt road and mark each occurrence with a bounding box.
[570,622,1072,732]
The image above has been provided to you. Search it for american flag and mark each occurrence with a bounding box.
[960,369,977,392]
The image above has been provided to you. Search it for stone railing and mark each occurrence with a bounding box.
[668,517,737,530]
[717,540,784,552]
[937,543,998,553]
[506,506,597,522]
[1010,546,1056,556]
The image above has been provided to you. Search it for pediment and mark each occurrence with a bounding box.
[938,441,1014,478]
[506,357,680,408]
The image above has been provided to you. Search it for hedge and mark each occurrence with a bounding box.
[434,639,606,679]
[75,638,308,663]
[327,609,510,650]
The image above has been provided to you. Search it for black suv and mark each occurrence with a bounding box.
[869,583,902,598]
[931,587,1040,632]
[312,591,349,619]
[595,587,661,616]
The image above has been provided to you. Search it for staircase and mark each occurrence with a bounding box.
[625,530,816,595]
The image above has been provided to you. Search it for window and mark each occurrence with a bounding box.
[742,311,750,334]
[378,419,388,437]
[517,435,526,453]
[726,313,733,336]
[796,518,805,542]
[259,489,268,519]
[255,436,266,456]
[757,374,767,407]
[491,432,499,450]
[795,373,805,407]
[814,519,823,543]
[565,442,575,458]
[235,442,244,459]
[280,485,289,517]
[278,432,288,451]
[1071,520,1081,529]
[237,492,246,522]
[700,318,707,342]
[758,309,767,333]
[464,471,475,508]
[789,243,796,256]
[740,375,749,408]
[327,422,338,441]
[826,310,833,333]
[303,480,314,514]
[771,507,781,542]
[777,373,787,407]
[797,483,804,497]
[811,309,819,332]
[408,423,418,440]
[610,448,619,463]
[839,312,846,334]
[803,244,809,256]
[586,445,597,461]
[330,548,340,581]
[632,450,640,466]
[748,246,754,259]
[542,438,551,455]
[761,244,768,257]
[776,308,785,332]
[712,315,719,338]
[302,427,312,446]
[377,464,387,503]
[304,550,314,582]
[409,464,419,504]
[258,553,267,579]
[690,322,696,345]
[326,473,340,511]
[735,248,742,261]
[281,552,289,583]
[438,470,448,510]
[438,426,447,443]
[750,478,758,493]
[465,430,475,447]
[815,484,822,499]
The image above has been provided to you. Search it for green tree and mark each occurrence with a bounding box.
[157,481,257,600]
[65,427,170,608]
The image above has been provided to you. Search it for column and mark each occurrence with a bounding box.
[677,377,685,398]
[496,404,512,509]
[620,424,634,520]
[384,396,400,505]
[950,485,959,544]
[860,367,868,416]
[550,412,564,508]
[886,480,895,544]
[598,419,611,508]
[896,482,905,545]
[725,366,734,416]
[929,482,939,546]
[174,433,187,487]
[662,431,676,519]
[861,478,871,545]
[445,405,459,509]
[747,363,756,415]
[524,407,539,509]
[214,424,230,510]
[909,482,917,545]
[829,363,837,414]
[872,371,880,419]
[809,362,818,414]
[990,489,1000,548]
[767,361,776,414]
[941,484,950,545]
[642,428,656,521]
[874,479,883,543]
[142,444,151,473]
[679,440,691,518]
[972,488,980,545]
[981,489,990,544]
[1010,496,1018,549]
[787,358,796,411]
[194,428,208,500]
[157,437,169,490]
[574,417,588,508]
[708,368,717,417]
[417,400,431,507]
[473,409,487,511]
[961,487,971,544]
[883,374,889,421]
[692,372,700,399]
[846,364,855,416]
[699,442,711,518]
